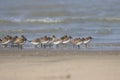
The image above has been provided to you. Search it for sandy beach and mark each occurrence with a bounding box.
[1,0,120,80]
[0,48,120,80]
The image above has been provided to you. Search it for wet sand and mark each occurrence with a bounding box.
[0,48,120,80]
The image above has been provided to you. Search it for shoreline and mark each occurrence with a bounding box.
[0,47,120,56]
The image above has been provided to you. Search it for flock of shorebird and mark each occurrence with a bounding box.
[0,35,92,49]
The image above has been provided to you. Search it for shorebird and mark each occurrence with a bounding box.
[13,35,27,49]
[60,35,68,40]
[39,36,49,48]
[1,35,12,47]
[11,36,18,47]
[62,35,72,44]
[71,37,83,49]
[12,36,18,41]
[61,35,72,48]
[53,35,72,48]
[29,38,40,48]
[53,38,62,48]
[47,35,56,47]
[83,36,92,48]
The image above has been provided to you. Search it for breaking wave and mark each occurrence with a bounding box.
[0,17,64,24]
[0,17,120,24]
[0,28,63,34]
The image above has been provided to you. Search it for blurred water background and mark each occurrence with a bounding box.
[0,0,120,50]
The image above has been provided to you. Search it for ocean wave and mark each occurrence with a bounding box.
[0,17,64,24]
[0,28,63,34]
[0,17,120,24]
[69,17,120,22]
[25,18,64,23]
[91,17,120,22]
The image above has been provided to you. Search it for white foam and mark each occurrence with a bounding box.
[25,18,64,23]
[0,17,64,23]
[15,17,63,23]
[1,16,120,24]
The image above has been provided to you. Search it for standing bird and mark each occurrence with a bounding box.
[53,38,62,48]
[52,35,64,48]
[62,35,72,47]
[39,36,49,48]
[1,35,12,47]
[13,35,27,49]
[11,36,18,47]
[62,35,72,43]
[83,36,92,48]
[47,35,56,47]
[71,37,84,49]
[29,38,40,48]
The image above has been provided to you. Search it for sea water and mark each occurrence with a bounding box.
[0,0,120,50]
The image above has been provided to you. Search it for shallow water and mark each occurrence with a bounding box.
[0,0,120,50]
